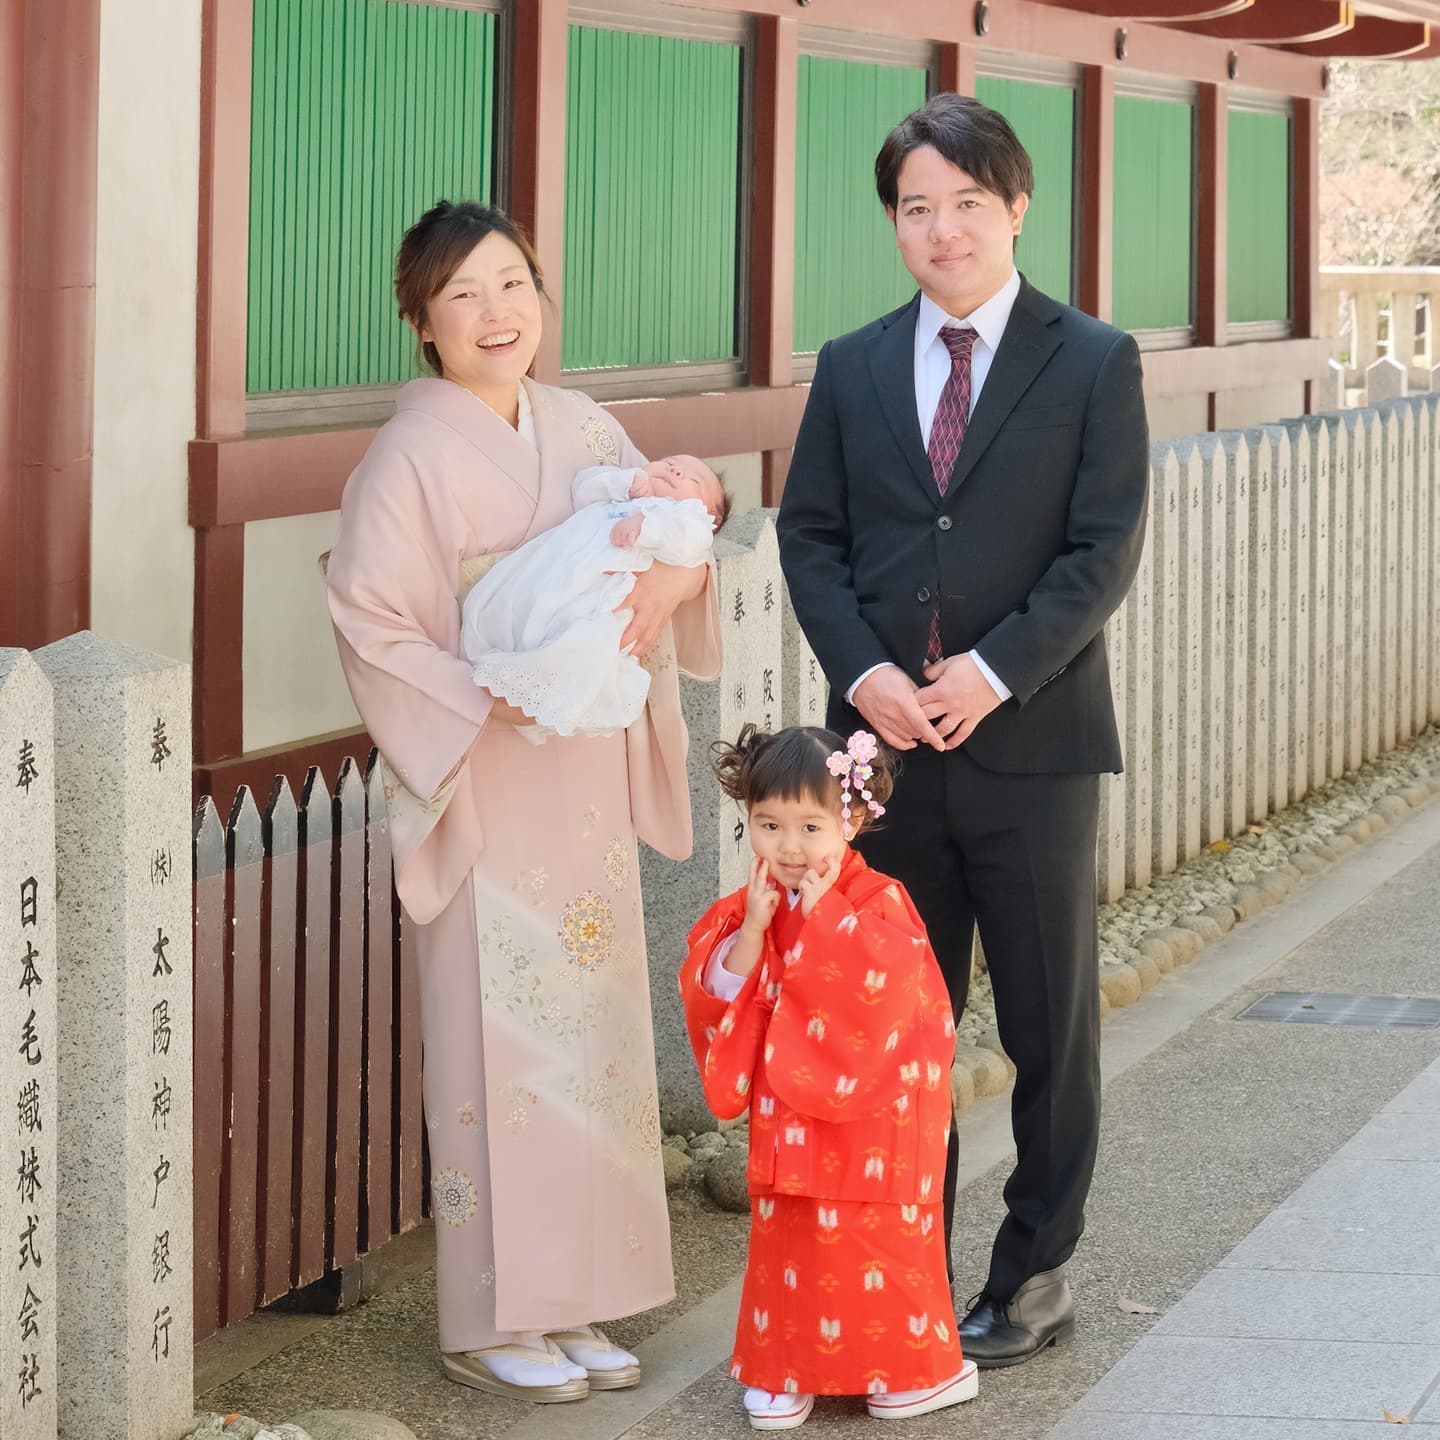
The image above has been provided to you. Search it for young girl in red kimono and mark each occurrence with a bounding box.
[681,725,978,1430]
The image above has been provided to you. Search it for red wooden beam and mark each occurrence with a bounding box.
[17,0,101,648]
[1286,16,1430,55]
[748,14,798,389]
[188,387,812,527]
[0,0,22,643]
[193,524,246,765]
[1037,2,1254,18]
[511,0,569,385]
[1178,1,1352,42]
[664,0,1325,94]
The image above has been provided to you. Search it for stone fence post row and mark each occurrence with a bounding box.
[1098,394,1440,903]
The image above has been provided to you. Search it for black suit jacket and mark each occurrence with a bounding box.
[777,278,1149,775]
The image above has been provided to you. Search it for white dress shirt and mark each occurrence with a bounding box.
[846,268,1022,706]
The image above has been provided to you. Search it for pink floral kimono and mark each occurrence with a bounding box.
[326,377,721,1350]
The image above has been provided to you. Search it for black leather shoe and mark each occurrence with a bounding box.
[959,1267,1075,1368]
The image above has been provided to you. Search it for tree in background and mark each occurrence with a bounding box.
[1320,59,1440,267]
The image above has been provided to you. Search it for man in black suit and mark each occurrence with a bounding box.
[777,94,1148,1368]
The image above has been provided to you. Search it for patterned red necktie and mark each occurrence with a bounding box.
[925,326,976,664]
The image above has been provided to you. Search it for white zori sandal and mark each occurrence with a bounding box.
[744,1388,815,1430]
[865,1359,979,1420]
[441,1338,589,1402]
[545,1325,642,1390]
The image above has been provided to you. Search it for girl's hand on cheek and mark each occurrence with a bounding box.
[742,856,781,935]
[799,852,842,918]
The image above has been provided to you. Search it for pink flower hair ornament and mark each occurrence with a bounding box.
[828,730,886,840]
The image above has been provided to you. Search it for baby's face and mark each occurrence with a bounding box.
[643,455,725,527]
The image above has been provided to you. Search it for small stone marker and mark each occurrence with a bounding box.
[1174,441,1206,862]
[642,513,782,1131]
[1194,434,1230,845]
[1365,353,1407,403]
[32,633,192,1440]
[1242,427,1272,824]
[1222,433,1252,836]
[1395,401,1417,744]
[780,581,827,732]
[1149,444,1181,875]
[1336,412,1366,770]
[1098,598,1128,902]
[1320,357,1346,412]
[1417,397,1437,730]
[1124,487,1154,888]
[1325,413,1355,776]
[1359,408,1382,760]
[0,651,57,1440]
[1279,417,1314,799]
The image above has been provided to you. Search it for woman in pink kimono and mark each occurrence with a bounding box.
[326,201,721,1403]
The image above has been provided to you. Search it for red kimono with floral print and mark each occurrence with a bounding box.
[681,849,964,1395]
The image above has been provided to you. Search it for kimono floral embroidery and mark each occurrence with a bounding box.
[582,803,601,838]
[558,890,615,969]
[457,1101,477,1127]
[512,866,549,904]
[433,1169,479,1226]
[604,838,631,893]
[499,1080,539,1129]
[582,415,622,464]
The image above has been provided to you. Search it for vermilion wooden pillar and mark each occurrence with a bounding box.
[1078,65,1115,323]
[751,14,798,505]
[193,0,253,767]
[1292,95,1320,341]
[938,41,977,96]
[1196,82,1228,352]
[17,0,101,648]
[512,0,569,386]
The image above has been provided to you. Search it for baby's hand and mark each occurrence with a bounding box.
[627,471,657,499]
[610,514,644,548]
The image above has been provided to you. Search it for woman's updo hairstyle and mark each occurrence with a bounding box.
[394,200,546,377]
[712,723,895,835]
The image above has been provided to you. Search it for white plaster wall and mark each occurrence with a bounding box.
[242,512,358,751]
[1213,381,1307,433]
[707,451,762,515]
[90,0,200,666]
[1145,393,1211,445]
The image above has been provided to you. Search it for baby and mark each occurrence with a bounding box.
[461,454,728,741]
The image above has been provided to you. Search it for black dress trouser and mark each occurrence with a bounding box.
[856,741,1102,1303]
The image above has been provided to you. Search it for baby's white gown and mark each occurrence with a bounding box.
[461,468,715,738]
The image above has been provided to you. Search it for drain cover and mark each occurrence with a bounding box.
[1236,991,1440,1029]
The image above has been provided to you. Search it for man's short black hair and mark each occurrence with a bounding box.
[876,92,1035,212]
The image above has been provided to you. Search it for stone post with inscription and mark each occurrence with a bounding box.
[780,581,828,733]
[642,515,783,1132]
[32,634,191,1440]
[0,652,57,1440]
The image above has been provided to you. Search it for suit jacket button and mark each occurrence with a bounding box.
[937,516,953,531]
[916,586,931,603]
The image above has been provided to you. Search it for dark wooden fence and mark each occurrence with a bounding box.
[192,750,427,1341]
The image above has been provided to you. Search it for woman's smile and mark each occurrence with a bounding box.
[477,329,521,352]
